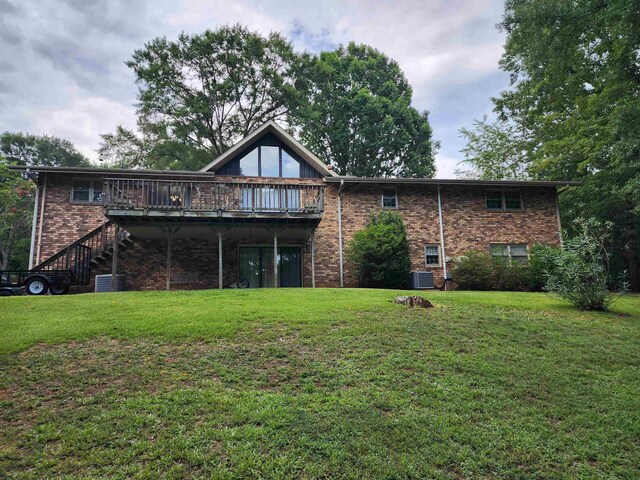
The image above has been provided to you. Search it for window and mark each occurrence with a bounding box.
[382,189,398,208]
[504,191,522,210]
[424,244,440,266]
[72,180,103,203]
[239,148,259,176]
[237,145,301,178]
[281,150,299,178]
[261,146,280,177]
[485,190,522,211]
[490,244,529,264]
[485,191,503,210]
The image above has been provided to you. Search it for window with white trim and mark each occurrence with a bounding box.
[490,244,529,264]
[382,189,398,208]
[485,190,523,211]
[72,180,103,203]
[424,244,440,266]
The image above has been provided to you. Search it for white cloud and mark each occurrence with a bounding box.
[30,95,137,162]
[1,0,509,172]
[168,0,288,35]
[435,154,462,179]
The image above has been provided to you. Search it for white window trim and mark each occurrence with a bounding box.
[424,244,441,267]
[489,243,529,263]
[485,190,524,212]
[381,188,398,209]
[70,179,103,204]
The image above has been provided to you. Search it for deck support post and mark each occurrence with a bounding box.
[166,228,172,291]
[218,230,223,289]
[273,230,278,288]
[111,225,120,292]
[311,229,316,288]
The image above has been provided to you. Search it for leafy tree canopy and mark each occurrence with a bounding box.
[1,132,91,167]
[459,0,640,290]
[295,42,437,177]
[100,28,437,177]
[0,160,34,269]
[100,25,303,170]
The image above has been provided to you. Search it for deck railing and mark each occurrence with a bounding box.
[104,179,324,215]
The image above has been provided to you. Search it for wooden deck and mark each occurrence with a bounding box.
[103,178,324,223]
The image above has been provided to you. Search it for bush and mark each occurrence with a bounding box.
[347,211,411,289]
[450,250,495,290]
[452,251,533,291]
[543,218,627,311]
[528,244,562,291]
[493,258,531,291]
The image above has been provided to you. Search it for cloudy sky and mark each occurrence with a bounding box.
[0,0,509,178]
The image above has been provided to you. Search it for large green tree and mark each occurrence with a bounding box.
[1,132,90,167]
[100,25,303,170]
[0,161,34,270]
[459,0,640,290]
[295,43,437,177]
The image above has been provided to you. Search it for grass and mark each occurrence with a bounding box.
[1,289,639,479]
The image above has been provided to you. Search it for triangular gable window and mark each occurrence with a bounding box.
[237,144,301,178]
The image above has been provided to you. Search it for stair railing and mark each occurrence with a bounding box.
[31,220,127,272]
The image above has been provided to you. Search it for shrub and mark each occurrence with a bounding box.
[527,244,562,291]
[493,258,532,291]
[544,218,627,311]
[453,250,533,291]
[347,211,411,289]
[450,250,496,290]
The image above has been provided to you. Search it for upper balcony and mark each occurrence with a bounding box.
[103,178,324,223]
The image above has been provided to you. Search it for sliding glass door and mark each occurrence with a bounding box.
[239,246,302,288]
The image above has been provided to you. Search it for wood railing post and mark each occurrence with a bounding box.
[102,178,324,216]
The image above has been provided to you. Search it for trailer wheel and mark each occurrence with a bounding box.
[50,284,70,295]
[25,277,49,296]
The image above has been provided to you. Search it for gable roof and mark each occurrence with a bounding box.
[199,120,337,177]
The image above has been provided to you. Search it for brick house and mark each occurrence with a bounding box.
[14,121,576,292]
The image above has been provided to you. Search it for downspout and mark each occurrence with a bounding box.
[337,179,345,288]
[28,174,40,270]
[437,184,448,290]
[555,187,564,249]
[35,173,47,266]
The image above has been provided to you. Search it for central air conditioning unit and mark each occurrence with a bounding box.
[95,274,126,292]
[411,271,434,289]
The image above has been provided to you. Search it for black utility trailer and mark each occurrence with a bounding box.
[1,243,92,296]
[0,270,75,296]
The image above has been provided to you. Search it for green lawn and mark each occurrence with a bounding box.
[1,289,639,479]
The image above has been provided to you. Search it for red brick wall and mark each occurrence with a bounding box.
[313,183,444,287]
[83,237,311,292]
[36,174,107,263]
[314,183,561,288]
[37,173,561,292]
[440,185,561,258]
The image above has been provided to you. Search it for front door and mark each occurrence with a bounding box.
[239,246,302,288]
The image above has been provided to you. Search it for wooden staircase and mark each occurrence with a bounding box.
[32,221,134,283]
